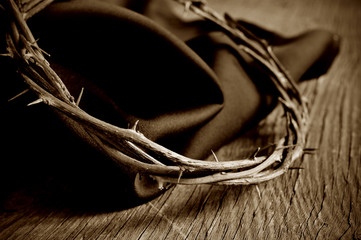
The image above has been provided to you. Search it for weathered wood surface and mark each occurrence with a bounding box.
[1,0,360,239]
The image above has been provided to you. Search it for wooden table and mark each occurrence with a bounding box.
[1,0,360,239]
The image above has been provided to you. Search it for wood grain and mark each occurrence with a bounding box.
[1,0,360,239]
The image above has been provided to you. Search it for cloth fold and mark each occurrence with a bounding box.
[28,0,340,159]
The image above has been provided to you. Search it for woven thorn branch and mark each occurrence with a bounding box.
[1,0,309,198]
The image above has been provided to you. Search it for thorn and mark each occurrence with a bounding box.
[158,179,165,190]
[250,147,261,160]
[29,38,51,57]
[184,1,192,13]
[0,52,12,57]
[38,47,50,57]
[27,98,43,106]
[76,87,84,106]
[177,169,184,184]
[8,89,29,102]
[302,96,309,105]
[211,150,219,162]
[131,120,140,131]
[255,185,262,199]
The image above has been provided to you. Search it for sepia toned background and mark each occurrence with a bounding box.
[1,0,360,239]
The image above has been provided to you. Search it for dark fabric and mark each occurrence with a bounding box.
[28,0,339,159]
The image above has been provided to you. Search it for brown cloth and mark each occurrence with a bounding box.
[27,0,340,159]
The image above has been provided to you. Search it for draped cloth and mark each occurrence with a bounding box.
[28,0,340,159]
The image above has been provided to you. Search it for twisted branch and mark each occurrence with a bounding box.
[1,0,309,195]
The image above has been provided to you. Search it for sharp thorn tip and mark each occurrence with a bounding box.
[27,98,43,106]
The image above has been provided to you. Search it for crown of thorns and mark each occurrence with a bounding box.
[2,0,310,198]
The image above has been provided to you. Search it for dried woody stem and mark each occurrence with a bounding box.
[1,0,308,188]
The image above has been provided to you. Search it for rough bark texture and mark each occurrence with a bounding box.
[1,0,360,239]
